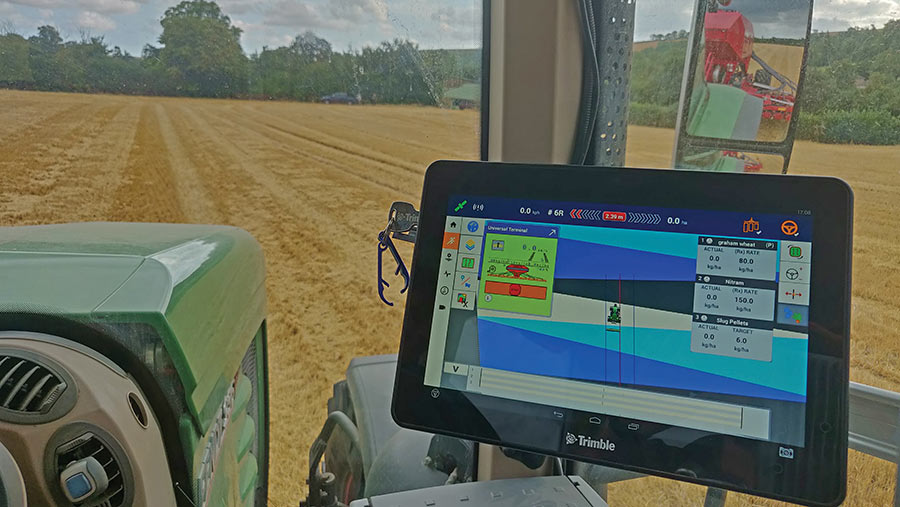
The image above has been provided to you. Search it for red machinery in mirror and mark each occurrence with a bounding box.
[704,8,797,122]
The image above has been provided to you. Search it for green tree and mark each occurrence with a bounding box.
[358,39,440,105]
[27,25,62,90]
[291,31,333,63]
[250,31,342,100]
[630,40,687,107]
[251,46,302,99]
[859,72,900,117]
[0,33,33,86]
[158,0,248,97]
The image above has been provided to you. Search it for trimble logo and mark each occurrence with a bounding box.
[565,432,616,451]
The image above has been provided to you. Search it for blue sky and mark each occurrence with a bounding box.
[0,0,896,55]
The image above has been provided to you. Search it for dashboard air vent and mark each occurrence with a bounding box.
[57,433,126,507]
[0,354,67,414]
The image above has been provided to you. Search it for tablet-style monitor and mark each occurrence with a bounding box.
[393,161,852,506]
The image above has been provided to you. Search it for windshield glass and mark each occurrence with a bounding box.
[0,1,481,504]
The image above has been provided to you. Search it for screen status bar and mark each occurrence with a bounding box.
[448,196,812,242]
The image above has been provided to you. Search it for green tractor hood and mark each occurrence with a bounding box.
[0,222,267,433]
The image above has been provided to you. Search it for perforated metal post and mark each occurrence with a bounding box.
[590,0,636,167]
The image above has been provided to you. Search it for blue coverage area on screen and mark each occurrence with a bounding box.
[555,237,696,281]
[475,221,808,403]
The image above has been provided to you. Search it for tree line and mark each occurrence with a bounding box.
[0,0,478,105]
[0,0,896,143]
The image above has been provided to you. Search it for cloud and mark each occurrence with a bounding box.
[6,0,146,15]
[430,5,478,41]
[78,0,142,15]
[262,0,391,33]
[634,1,694,40]
[262,0,330,28]
[731,0,812,39]
[76,10,115,31]
[232,17,293,50]
[812,0,899,29]
[327,0,388,24]
[217,0,262,16]
[431,5,474,25]
[0,2,33,30]
[4,0,57,8]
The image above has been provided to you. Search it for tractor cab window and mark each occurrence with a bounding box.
[0,2,482,505]
[0,0,897,505]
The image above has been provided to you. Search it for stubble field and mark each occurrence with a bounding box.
[0,90,897,506]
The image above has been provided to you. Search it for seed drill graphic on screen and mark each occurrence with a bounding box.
[479,222,559,317]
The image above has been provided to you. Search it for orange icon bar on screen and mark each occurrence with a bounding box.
[442,232,460,249]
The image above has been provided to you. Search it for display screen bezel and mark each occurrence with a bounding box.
[392,160,852,507]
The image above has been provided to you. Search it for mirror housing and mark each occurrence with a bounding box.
[673,0,814,173]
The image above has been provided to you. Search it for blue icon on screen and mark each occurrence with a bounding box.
[467,221,479,233]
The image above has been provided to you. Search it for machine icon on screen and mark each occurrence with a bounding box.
[608,304,622,325]
[743,217,760,233]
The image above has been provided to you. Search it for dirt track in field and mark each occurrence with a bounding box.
[0,90,897,506]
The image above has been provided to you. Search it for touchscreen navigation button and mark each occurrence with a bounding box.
[780,241,811,262]
[779,283,810,305]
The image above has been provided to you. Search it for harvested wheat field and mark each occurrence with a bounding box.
[0,90,897,506]
[751,43,805,85]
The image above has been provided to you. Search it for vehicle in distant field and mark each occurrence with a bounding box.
[320,92,359,105]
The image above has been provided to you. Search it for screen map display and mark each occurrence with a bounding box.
[424,197,813,447]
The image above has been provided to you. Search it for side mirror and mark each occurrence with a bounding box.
[673,0,814,173]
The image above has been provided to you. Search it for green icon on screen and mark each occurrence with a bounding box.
[789,246,803,258]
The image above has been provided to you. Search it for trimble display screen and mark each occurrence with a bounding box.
[427,199,812,446]
[393,161,852,506]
